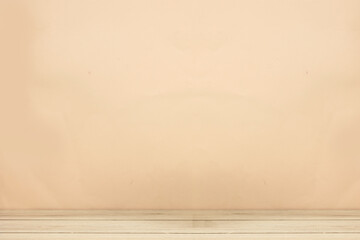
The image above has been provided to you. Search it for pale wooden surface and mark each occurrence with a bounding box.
[0,211,360,239]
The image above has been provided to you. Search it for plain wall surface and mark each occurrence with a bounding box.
[0,0,360,209]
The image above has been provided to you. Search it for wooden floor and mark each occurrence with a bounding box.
[1,210,360,239]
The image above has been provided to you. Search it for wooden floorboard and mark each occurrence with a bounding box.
[0,211,359,239]
[1,234,360,240]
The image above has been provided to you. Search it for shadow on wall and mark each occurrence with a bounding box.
[0,0,79,209]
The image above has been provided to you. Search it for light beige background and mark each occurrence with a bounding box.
[0,0,360,209]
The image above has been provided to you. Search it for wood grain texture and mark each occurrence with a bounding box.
[1,234,360,240]
[0,211,359,239]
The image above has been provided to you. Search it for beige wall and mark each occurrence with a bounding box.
[0,0,360,209]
